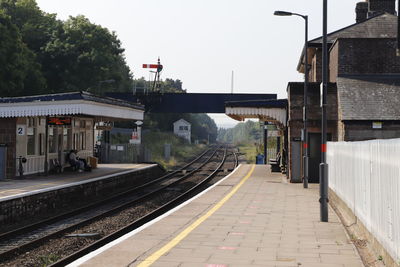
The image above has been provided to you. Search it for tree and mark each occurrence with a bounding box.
[43,15,132,93]
[217,120,261,145]
[0,9,45,96]
[1,0,134,95]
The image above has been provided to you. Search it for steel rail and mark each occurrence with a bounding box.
[50,148,228,267]
[0,147,212,243]
[0,146,222,263]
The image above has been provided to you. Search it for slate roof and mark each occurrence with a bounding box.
[0,91,144,110]
[337,75,400,120]
[298,13,398,71]
[173,118,191,125]
[310,13,397,45]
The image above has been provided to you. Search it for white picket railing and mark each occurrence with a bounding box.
[327,139,400,262]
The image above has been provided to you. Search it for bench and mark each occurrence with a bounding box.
[49,159,62,173]
[269,153,281,172]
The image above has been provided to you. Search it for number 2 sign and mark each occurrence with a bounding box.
[16,125,26,136]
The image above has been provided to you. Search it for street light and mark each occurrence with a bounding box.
[274,10,310,189]
[320,0,329,222]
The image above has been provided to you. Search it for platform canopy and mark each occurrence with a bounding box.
[225,99,287,128]
[0,92,144,121]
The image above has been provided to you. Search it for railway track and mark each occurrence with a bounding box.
[0,145,238,267]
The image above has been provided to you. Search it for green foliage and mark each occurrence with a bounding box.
[217,120,262,145]
[0,0,132,96]
[44,15,132,93]
[0,8,46,96]
[237,143,258,163]
[133,77,186,94]
[38,253,60,266]
[143,113,218,143]
[143,131,206,169]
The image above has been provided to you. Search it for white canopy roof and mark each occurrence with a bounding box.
[225,107,287,127]
[0,92,144,121]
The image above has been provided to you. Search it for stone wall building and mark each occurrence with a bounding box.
[287,0,400,182]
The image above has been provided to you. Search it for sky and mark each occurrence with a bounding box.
[36,0,360,128]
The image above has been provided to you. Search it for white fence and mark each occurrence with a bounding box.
[327,139,400,262]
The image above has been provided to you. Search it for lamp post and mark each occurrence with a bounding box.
[274,10,309,188]
[320,0,329,222]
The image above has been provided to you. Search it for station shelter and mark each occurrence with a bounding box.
[225,99,288,171]
[0,92,144,179]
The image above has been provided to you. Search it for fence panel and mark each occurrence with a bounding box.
[328,139,400,262]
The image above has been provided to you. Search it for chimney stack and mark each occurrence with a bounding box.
[367,0,396,18]
[355,2,369,23]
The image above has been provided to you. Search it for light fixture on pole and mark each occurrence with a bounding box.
[320,0,329,222]
[274,10,309,189]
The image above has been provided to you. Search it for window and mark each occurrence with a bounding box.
[80,120,86,128]
[179,125,188,131]
[80,132,85,150]
[39,133,44,155]
[73,133,79,150]
[28,117,36,127]
[27,127,36,155]
[48,127,56,153]
[63,128,69,151]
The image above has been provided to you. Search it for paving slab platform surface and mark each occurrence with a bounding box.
[72,164,364,267]
[0,164,155,199]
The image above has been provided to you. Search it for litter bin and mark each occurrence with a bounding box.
[89,156,98,169]
[256,154,265,164]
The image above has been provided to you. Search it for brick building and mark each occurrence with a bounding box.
[287,0,400,183]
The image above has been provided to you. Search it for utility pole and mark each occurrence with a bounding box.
[143,58,163,93]
[397,0,400,56]
[231,70,234,94]
[264,122,268,164]
[320,0,329,222]
[303,15,309,189]
[273,10,309,188]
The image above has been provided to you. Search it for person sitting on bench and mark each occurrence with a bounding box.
[68,150,85,172]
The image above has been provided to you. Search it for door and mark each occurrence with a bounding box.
[291,141,301,183]
[309,133,321,183]
[308,133,332,183]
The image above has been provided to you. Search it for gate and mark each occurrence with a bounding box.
[97,144,152,163]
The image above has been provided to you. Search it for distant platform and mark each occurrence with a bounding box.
[0,164,155,200]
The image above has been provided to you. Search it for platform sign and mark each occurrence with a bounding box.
[372,122,383,129]
[129,127,141,144]
[268,131,279,137]
[47,117,72,126]
[96,125,113,131]
[16,125,26,136]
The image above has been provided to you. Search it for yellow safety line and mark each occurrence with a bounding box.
[137,164,256,267]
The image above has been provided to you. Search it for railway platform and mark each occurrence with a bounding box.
[70,164,364,267]
[0,163,155,200]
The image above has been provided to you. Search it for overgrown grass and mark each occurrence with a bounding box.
[236,139,278,164]
[237,143,258,163]
[143,131,206,170]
